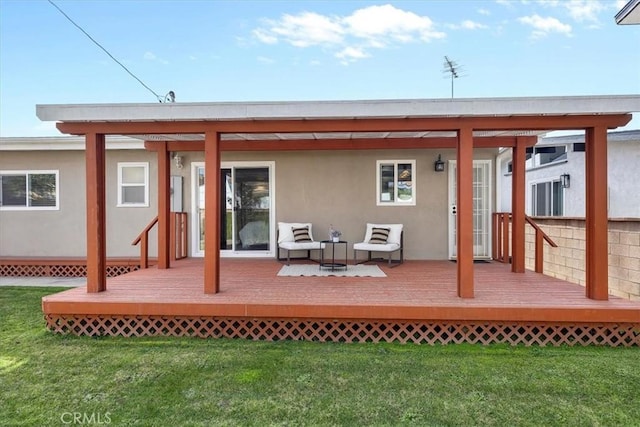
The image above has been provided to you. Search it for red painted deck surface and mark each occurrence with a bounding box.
[42,259,640,323]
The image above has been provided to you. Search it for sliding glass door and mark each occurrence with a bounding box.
[192,162,274,257]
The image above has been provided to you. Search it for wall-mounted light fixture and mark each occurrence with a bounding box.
[173,152,183,169]
[560,173,570,188]
[434,154,445,172]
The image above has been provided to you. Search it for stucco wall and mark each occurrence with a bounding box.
[0,150,158,257]
[1,147,498,259]
[191,148,497,259]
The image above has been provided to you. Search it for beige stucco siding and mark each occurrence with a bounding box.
[2,147,497,259]
[179,148,497,260]
[0,150,158,257]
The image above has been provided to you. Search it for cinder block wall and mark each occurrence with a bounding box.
[524,218,640,301]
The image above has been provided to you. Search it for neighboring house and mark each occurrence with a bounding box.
[616,0,640,24]
[497,129,640,218]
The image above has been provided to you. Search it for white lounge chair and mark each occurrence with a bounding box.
[276,222,325,265]
[353,223,404,267]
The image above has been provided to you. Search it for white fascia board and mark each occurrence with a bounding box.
[616,0,640,24]
[0,135,145,151]
[36,95,640,123]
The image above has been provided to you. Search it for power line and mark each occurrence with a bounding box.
[47,0,174,102]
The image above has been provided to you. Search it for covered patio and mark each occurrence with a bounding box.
[36,95,640,345]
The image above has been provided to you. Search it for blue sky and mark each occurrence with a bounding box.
[1,0,638,137]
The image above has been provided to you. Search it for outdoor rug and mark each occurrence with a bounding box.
[277,264,387,277]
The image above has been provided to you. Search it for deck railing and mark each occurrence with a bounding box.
[492,212,557,273]
[132,212,188,268]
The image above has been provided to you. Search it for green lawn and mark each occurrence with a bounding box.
[1,287,639,426]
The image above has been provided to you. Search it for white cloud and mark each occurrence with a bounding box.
[518,14,572,38]
[563,0,606,23]
[495,0,514,7]
[251,4,445,63]
[258,12,344,47]
[342,4,444,45]
[535,0,609,24]
[335,46,370,65]
[143,51,169,65]
[535,0,561,6]
[252,28,278,44]
[448,20,489,30]
[463,20,488,29]
[478,8,491,16]
[257,56,275,64]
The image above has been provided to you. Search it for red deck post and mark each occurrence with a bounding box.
[511,137,527,273]
[204,131,221,294]
[157,142,171,269]
[457,127,474,298]
[502,214,510,263]
[585,127,609,300]
[85,133,107,293]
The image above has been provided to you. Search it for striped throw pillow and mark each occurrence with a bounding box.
[292,226,312,242]
[369,227,390,244]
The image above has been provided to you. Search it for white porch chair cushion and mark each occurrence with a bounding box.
[277,222,325,264]
[277,222,315,243]
[361,223,403,245]
[354,223,404,267]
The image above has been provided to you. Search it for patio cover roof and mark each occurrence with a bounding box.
[36,94,639,299]
[36,95,640,142]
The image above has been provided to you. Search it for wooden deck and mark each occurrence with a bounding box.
[42,259,640,345]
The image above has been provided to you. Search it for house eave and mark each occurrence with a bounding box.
[0,135,145,151]
[615,0,640,24]
[36,95,640,123]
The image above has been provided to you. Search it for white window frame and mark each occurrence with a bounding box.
[0,170,59,211]
[376,160,416,206]
[117,162,149,207]
[530,179,564,217]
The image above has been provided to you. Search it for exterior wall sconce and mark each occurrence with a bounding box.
[434,154,445,172]
[560,173,570,188]
[173,153,183,169]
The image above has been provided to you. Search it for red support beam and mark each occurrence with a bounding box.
[85,133,106,293]
[511,137,530,273]
[456,127,474,298]
[144,137,524,152]
[56,113,632,136]
[585,127,609,300]
[157,143,171,269]
[204,131,221,294]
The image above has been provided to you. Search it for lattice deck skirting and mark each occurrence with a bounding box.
[0,261,140,278]
[44,315,640,347]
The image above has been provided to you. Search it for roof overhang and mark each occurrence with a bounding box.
[0,135,144,151]
[616,0,640,24]
[35,95,639,144]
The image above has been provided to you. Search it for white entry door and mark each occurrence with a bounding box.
[448,160,492,259]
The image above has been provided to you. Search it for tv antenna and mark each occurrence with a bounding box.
[443,56,465,98]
